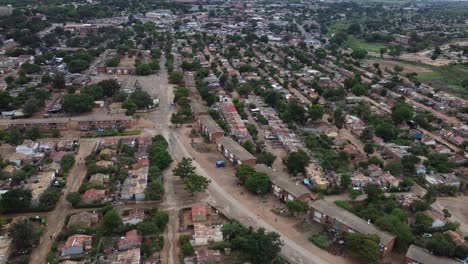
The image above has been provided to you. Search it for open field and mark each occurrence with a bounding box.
[346,36,388,52]
[118,56,136,67]
[365,59,432,74]
[366,57,468,97]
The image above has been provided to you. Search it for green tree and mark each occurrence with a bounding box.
[375,122,396,141]
[0,91,12,109]
[39,188,60,208]
[68,59,90,73]
[286,200,309,215]
[245,172,269,194]
[66,192,81,207]
[235,228,283,264]
[183,174,211,195]
[148,145,172,170]
[173,157,196,179]
[122,99,137,116]
[257,152,276,167]
[284,150,309,175]
[168,71,184,84]
[26,125,41,141]
[10,219,35,251]
[23,98,41,116]
[351,49,368,60]
[375,215,414,250]
[424,153,455,173]
[413,212,433,233]
[364,143,375,155]
[62,94,94,113]
[52,73,66,89]
[351,84,368,96]
[340,173,352,190]
[1,189,32,213]
[102,209,123,235]
[145,180,165,200]
[242,141,256,154]
[308,104,324,121]
[136,63,152,75]
[130,90,153,109]
[333,108,345,129]
[60,154,75,173]
[392,102,413,124]
[345,233,380,264]
[98,79,120,97]
[235,164,256,184]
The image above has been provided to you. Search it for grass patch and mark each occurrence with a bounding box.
[346,36,388,52]
[309,233,331,250]
[334,200,354,211]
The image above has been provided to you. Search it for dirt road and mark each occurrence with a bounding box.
[29,139,97,264]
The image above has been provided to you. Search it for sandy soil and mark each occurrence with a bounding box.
[366,59,432,73]
[433,196,468,235]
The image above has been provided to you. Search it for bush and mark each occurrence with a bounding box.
[309,233,331,249]
[334,200,353,211]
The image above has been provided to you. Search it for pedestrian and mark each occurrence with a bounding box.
[275,218,277,222]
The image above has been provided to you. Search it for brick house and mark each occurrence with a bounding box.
[215,136,256,166]
[309,200,396,256]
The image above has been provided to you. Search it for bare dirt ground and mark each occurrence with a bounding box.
[433,196,468,235]
[175,125,350,264]
[118,56,137,67]
[29,139,97,264]
[365,59,432,73]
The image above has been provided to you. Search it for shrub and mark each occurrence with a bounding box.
[334,200,353,211]
[309,233,331,249]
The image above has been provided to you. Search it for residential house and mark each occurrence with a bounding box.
[309,200,396,256]
[81,188,106,203]
[196,249,222,264]
[89,173,110,186]
[423,208,446,228]
[8,118,68,131]
[197,115,225,143]
[76,116,132,131]
[67,212,100,229]
[118,229,142,251]
[122,209,145,225]
[425,173,460,189]
[305,163,329,189]
[116,247,140,263]
[61,235,93,256]
[219,101,251,143]
[216,136,256,166]
[121,161,148,201]
[192,204,209,222]
[191,101,208,118]
[193,223,223,246]
[383,143,410,161]
[378,172,400,188]
[99,246,140,264]
[351,172,372,188]
[7,152,27,167]
[405,244,459,264]
[255,164,311,202]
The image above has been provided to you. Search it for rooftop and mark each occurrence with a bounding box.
[255,164,310,198]
[199,115,224,134]
[216,136,256,162]
[311,200,396,246]
[406,245,459,264]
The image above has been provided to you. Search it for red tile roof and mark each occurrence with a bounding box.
[82,188,106,199]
